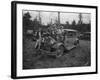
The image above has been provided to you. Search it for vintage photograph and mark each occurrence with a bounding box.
[11,1,97,79]
[23,10,91,69]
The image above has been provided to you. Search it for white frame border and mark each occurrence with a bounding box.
[16,3,96,77]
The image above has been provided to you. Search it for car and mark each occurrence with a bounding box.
[79,32,91,40]
[40,29,79,58]
[52,29,79,57]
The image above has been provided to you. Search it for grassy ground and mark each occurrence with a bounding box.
[23,39,91,69]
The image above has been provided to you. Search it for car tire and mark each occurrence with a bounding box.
[74,40,79,46]
[56,45,64,58]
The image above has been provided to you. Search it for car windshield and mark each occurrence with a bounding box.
[65,31,77,37]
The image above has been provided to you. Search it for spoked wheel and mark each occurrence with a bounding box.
[56,45,64,58]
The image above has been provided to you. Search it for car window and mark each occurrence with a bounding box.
[67,31,76,37]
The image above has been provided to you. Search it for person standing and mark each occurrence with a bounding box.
[35,29,42,49]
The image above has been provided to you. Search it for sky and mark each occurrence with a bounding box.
[23,10,91,25]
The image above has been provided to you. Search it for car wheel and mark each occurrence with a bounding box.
[74,40,79,46]
[56,45,64,58]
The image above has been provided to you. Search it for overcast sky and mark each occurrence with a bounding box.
[23,10,91,25]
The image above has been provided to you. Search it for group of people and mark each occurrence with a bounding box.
[34,25,65,50]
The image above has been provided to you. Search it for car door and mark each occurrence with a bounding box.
[64,32,76,50]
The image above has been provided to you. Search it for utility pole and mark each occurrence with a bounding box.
[78,13,82,25]
[58,12,60,26]
[38,11,41,25]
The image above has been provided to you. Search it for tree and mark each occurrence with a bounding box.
[68,20,76,30]
[23,12,32,32]
[64,21,70,29]
[32,17,40,30]
[66,21,69,26]
[72,20,76,26]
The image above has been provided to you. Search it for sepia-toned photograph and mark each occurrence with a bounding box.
[23,10,91,69]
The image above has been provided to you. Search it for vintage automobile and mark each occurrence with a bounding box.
[39,29,79,58]
[79,32,91,40]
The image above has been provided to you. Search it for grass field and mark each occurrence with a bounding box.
[23,39,91,69]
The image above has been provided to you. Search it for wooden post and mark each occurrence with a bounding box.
[58,12,60,26]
